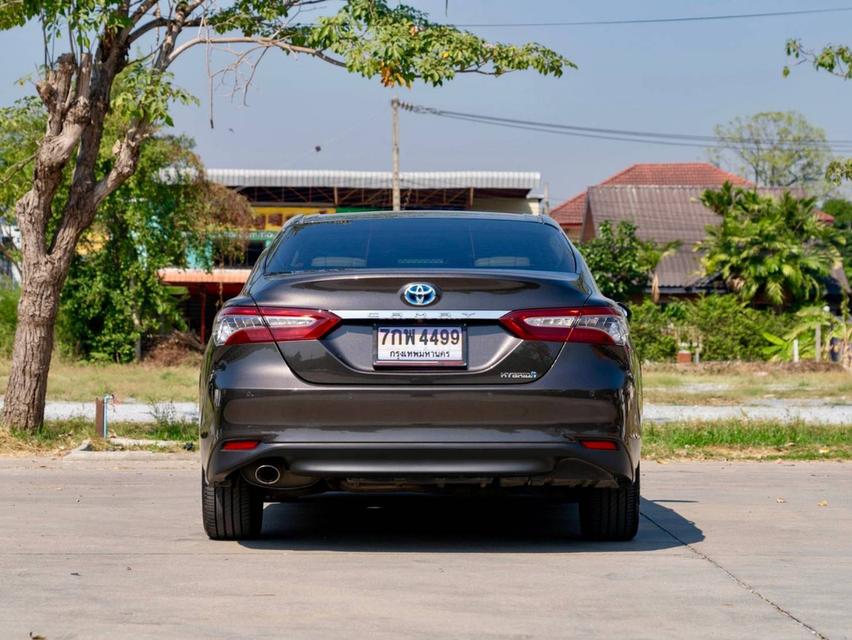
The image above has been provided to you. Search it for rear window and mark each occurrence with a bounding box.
[266,217,576,273]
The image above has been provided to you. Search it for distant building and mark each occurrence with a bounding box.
[160,169,543,341]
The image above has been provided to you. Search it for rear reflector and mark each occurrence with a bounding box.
[221,440,260,451]
[579,439,619,451]
[212,306,341,346]
[500,306,628,345]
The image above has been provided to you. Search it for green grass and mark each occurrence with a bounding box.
[644,420,852,460]
[0,358,199,402]
[0,417,197,455]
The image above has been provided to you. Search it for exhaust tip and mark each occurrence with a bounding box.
[254,464,281,486]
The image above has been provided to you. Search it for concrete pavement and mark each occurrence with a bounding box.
[0,457,849,639]
[15,399,852,424]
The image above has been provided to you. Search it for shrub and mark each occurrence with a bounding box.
[628,295,793,362]
[629,299,677,362]
[685,295,791,361]
[0,279,19,356]
[580,220,677,300]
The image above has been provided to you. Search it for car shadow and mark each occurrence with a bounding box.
[239,493,703,553]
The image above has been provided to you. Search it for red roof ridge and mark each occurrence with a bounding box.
[598,163,643,186]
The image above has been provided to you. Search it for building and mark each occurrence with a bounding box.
[551,162,750,241]
[160,169,543,341]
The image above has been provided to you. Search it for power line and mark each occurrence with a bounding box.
[399,102,852,152]
[452,7,852,28]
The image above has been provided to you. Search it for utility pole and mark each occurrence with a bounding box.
[391,97,401,211]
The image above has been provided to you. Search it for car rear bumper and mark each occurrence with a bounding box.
[206,439,636,488]
[199,343,642,489]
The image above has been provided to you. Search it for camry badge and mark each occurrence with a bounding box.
[402,283,438,306]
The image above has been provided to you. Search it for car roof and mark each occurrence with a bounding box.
[294,210,559,227]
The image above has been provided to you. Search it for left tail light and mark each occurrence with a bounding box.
[211,306,341,346]
[500,306,628,345]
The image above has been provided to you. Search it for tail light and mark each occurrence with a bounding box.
[500,306,628,345]
[212,306,340,346]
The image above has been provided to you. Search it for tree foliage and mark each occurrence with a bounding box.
[785,40,852,183]
[1,80,251,362]
[580,220,678,300]
[699,184,842,307]
[708,111,831,191]
[0,98,45,213]
[823,198,852,281]
[60,135,251,362]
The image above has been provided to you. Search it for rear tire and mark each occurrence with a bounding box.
[578,466,640,541]
[202,472,263,540]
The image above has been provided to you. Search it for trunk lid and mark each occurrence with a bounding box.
[249,270,590,385]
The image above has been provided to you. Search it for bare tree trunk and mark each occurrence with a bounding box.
[3,261,64,432]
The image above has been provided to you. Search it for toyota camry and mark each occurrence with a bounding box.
[199,211,641,541]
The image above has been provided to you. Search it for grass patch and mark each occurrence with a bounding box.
[645,420,852,460]
[643,366,852,404]
[0,358,198,403]
[116,417,197,442]
[0,417,197,455]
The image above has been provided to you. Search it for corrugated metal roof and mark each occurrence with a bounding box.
[587,185,718,244]
[654,248,705,289]
[205,169,540,191]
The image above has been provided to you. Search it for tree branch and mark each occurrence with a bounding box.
[167,35,346,68]
[129,0,163,25]
[0,152,37,187]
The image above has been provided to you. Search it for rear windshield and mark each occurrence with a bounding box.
[265,217,576,273]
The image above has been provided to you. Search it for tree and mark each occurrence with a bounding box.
[785,41,852,183]
[822,198,852,280]
[580,220,678,300]
[60,134,251,362]
[698,183,843,307]
[1,82,251,359]
[707,111,832,191]
[0,1,571,433]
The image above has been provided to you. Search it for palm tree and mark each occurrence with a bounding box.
[699,183,843,307]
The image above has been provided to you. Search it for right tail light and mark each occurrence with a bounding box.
[500,306,628,345]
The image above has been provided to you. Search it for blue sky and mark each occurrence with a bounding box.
[1,1,850,204]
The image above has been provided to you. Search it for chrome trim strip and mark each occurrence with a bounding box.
[332,310,509,320]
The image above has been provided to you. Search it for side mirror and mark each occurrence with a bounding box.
[616,302,631,320]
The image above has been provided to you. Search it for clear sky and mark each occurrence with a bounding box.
[1,1,850,205]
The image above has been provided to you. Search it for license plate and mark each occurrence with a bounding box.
[375,325,466,366]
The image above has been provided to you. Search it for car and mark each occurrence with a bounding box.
[199,211,642,541]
